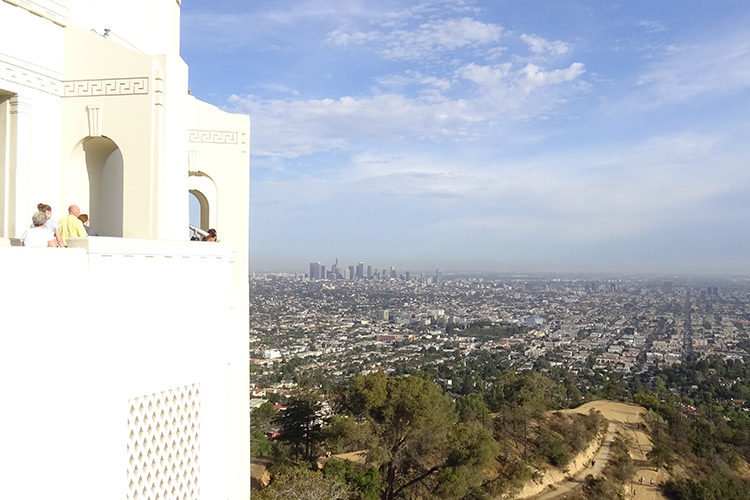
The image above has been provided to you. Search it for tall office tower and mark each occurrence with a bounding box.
[367,265,373,279]
[382,269,388,279]
[331,258,338,278]
[435,269,442,283]
[344,268,351,280]
[349,265,355,280]
[405,271,411,281]
[390,266,396,279]
[357,262,365,279]
[320,264,326,279]
[309,262,320,280]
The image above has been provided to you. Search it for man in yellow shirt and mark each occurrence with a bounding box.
[58,204,88,246]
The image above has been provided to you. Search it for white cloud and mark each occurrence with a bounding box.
[456,61,586,103]
[517,62,585,93]
[383,17,503,60]
[457,62,512,87]
[327,16,503,59]
[520,34,571,56]
[325,28,378,46]
[374,70,453,91]
[229,58,586,158]
[637,20,667,33]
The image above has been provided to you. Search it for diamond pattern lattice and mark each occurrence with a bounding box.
[127,384,201,500]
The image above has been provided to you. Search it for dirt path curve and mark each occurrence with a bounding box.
[523,401,667,500]
[528,421,618,500]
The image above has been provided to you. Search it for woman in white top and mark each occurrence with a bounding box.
[21,212,56,247]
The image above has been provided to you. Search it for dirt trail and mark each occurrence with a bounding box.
[521,401,667,500]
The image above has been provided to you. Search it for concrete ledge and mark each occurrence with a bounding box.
[66,236,233,258]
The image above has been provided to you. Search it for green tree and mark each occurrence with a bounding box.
[267,392,281,404]
[276,390,324,461]
[253,401,279,434]
[607,436,636,484]
[324,414,374,454]
[255,466,349,500]
[323,459,385,500]
[336,373,497,500]
[251,401,279,458]
[251,427,273,458]
[647,442,676,472]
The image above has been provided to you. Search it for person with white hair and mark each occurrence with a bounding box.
[21,212,56,247]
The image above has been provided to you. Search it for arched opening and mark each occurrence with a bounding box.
[189,189,209,230]
[187,172,218,239]
[84,136,123,237]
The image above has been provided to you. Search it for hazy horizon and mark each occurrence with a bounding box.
[249,257,750,278]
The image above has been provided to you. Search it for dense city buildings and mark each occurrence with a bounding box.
[249,271,750,397]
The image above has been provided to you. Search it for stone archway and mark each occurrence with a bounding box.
[84,136,123,237]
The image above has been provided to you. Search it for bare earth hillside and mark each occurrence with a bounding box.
[520,401,668,500]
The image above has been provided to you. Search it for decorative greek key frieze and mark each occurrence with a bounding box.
[188,130,239,145]
[2,0,70,26]
[63,77,149,97]
[0,58,63,96]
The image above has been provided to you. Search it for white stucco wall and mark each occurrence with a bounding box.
[0,239,244,499]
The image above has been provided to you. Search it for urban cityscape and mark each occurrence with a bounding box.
[251,262,750,390]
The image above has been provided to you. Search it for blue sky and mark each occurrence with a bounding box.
[180,0,750,275]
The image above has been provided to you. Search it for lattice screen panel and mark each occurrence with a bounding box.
[127,384,201,500]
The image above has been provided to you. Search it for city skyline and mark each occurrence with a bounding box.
[181,1,750,275]
[307,258,443,280]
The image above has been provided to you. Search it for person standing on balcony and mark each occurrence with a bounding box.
[77,213,98,236]
[21,212,57,247]
[36,203,63,247]
[58,205,88,246]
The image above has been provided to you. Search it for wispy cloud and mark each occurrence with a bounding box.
[637,19,667,33]
[374,70,453,92]
[382,17,503,59]
[327,17,503,60]
[636,29,750,102]
[325,29,379,47]
[251,127,750,252]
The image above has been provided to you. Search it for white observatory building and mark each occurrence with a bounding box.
[0,0,250,498]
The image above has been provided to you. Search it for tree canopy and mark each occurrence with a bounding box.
[335,373,498,500]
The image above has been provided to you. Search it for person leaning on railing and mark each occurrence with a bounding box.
[58,205,88,247]
[21,212,57,248]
